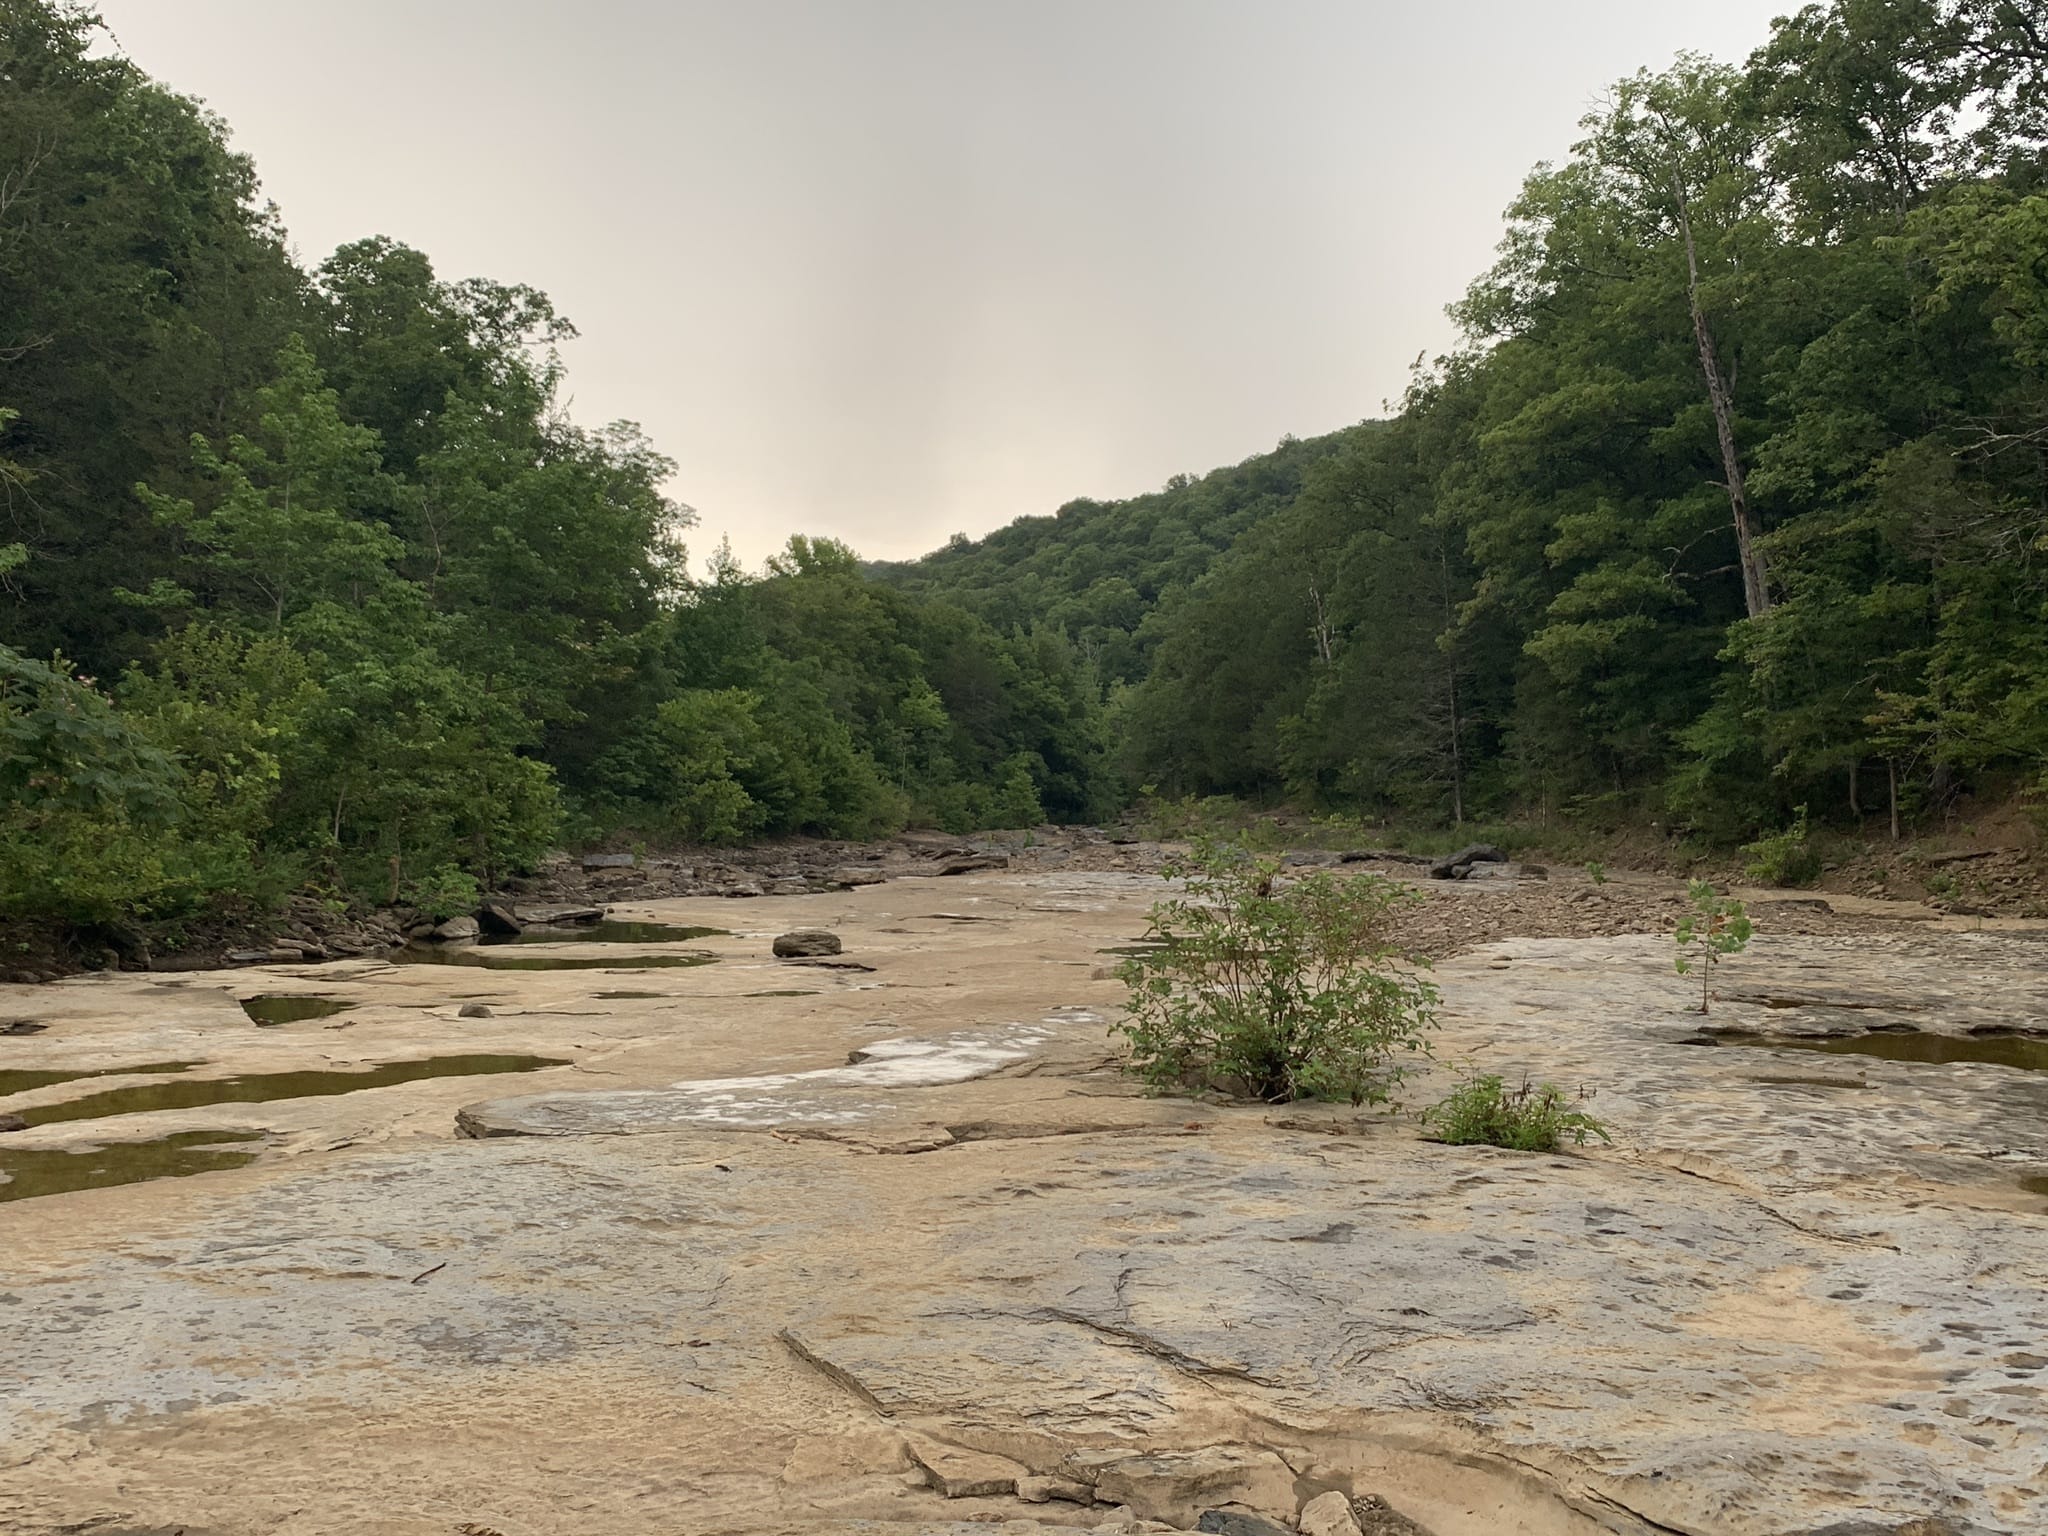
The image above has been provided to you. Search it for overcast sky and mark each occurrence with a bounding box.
[98,1,1789,571]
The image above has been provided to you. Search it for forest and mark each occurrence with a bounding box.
[3,0,2045,936]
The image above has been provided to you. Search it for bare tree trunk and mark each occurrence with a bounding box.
[1888,759,1901,842]
[1672,175,1772,620]
[1307,580,1333,664]
[1848,758,1860,821]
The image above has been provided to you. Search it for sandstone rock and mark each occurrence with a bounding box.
[523,905,605,925]
[476,903,523,937]
[1018,1475,1095,1504]
[832,866,887,887]
[939,854,1010,876]
[1299,1491,1362,1536]
[772,929,842,958]
[224,950,275,964]
[766,879,811,896]
[1076,1446,1297,1529]
[457,1003,493,1019]
[720,880,765,899]
[904,1434,1026,1498]
[430,916,481,942]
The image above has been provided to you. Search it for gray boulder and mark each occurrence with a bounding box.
[772,929,842,958]
[429,915,481,942]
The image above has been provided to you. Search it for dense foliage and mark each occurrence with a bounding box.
[894,1,2048,845]
[7,0,2046,939]
[0,1,1109,928]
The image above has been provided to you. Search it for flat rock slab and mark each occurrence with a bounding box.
[3,884,2047,1536]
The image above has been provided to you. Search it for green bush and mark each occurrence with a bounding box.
[1742,806,1822,887]
[402,865,481,923]
[1424,1071,1612,1151]
[1114,840,1437,1104]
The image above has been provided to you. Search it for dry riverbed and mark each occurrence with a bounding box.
[1,867,2045,1536]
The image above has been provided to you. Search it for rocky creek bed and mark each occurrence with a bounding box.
[0,866,2044,1536]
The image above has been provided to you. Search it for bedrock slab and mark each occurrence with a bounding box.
[1,890,2045,1536]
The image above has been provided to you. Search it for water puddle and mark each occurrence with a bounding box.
[239,996,352,1026]
[1713,1032,2048,1072]
[488,921,725,946]
[2022,1175,2048,1198]
[0,1062,194,1099]
[14,1054,569,1128]
[396,946,716,972]
[746,989,821,998]
[594,990,669,1000]
[0,1130,265,1203]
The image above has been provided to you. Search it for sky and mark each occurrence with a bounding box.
[95,0,1791,571]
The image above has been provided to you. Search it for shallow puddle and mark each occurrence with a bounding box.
[239,996,352,1025]
[396,946,716,972]
[745,990,821,998]
[594,990,669,1000]
[14,1054,569,1128]
[1717,1032,2048,1072]
[2022,1175,2048,1198]
[0,1130,264,1203]
[489,921,725,946]
[0,1062,194,1099]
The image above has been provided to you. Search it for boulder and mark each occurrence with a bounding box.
[831,866,886,888]
[430,916,481,942]
[1427,843,1506,880]
[772,929,842,958]
[457,1003,494,1019]
[476,903,523,937]
[938,853,1009,876]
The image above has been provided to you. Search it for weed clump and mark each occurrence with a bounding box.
[1424,1072,1612,1151]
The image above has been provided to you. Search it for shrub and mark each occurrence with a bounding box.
[1114,841,1437,1104]
[1674,879,1753,1013]
[1424,1071,1612,1151]
[1585,860,1608,885]
[1742,806,1822,887]
[403,865,480,923]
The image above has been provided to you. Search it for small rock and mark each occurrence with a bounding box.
[1351,1495,1436,1536]
[1017,1476,1096,1505]
[773,929,842,958]
[1196,1511,1294,1536]
[431,916,481,942]
[0,1112,26,1133]
[458,1003,494,1019]
[1300,1491,1364,1536]
[476,903,523,936]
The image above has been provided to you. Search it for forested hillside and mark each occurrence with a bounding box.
[897,1,2048,842]
[5,0,2046,944]
[0,0,1109,932]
